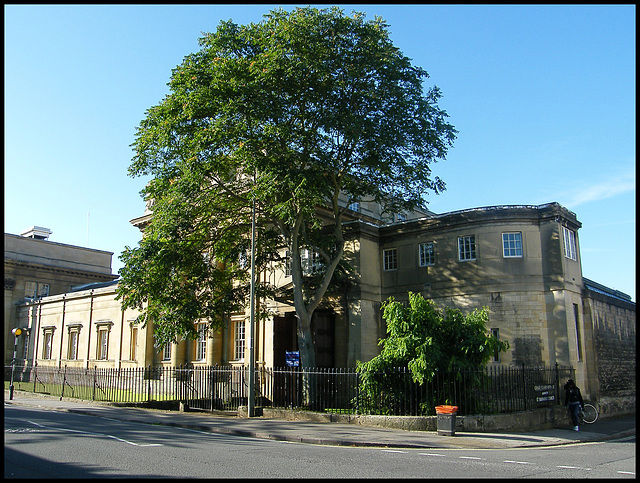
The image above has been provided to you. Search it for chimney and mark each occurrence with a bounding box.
[20,226,52,241]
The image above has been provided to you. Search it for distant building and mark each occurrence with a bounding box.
[4,229,118,364]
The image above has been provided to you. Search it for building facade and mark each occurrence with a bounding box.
[15,203,635,404]
[4,228,118,364]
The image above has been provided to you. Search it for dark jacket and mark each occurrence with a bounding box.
[564,383,584,407]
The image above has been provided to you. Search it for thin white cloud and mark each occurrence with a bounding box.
[558,168,635,209]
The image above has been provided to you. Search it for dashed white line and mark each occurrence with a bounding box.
[23,419,163,447]
[419,453,446,457]
[557,465,591,471]
[618,471,635,475]
[382,449,407,453]
[459,456,484,460]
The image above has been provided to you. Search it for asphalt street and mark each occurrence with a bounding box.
[4,390,635,450]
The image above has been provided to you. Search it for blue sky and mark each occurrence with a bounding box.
[4,4,635,300]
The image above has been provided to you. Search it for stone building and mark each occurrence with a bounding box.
[4,228,118,364]
[15,202,635,404]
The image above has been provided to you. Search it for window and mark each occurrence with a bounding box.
[383,248,398,271]
[95,322,113,361]
[502,232,523,258]
[22,333,30,360]
[38,283,50,297]
[195,324,207,361]
[130,326,138,361]
[285,250,292,277]
[237,250,249,269]
[43,331,53,359]
[458,235,476,261]
[301,248,322,275]
[563,227,577,261]
[97,329,109,360]
[419,242,435,266]
[348,201,360,212]
[25,282,49,299]
[573,304,583,362]
[68,330,79,360]
[491,328,501,362]
[234,319,245,360]
[163,343,172,361]
[25,281,37,299]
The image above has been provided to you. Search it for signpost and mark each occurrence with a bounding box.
[534,384,556,405]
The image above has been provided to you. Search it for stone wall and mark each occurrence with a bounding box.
[583,290,636,400]
[251,402,633,433]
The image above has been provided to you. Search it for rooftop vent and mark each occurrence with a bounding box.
[20,226,52,240]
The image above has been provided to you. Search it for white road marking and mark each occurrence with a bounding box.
[459,456,484,460]
[503,460,534,465]
[24,419,163,447]
[382,449,406,453]
[419,453,446,457]
[617,471,635,475]
[557,465,591,471]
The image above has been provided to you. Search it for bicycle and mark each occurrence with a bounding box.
[578,403,599,424]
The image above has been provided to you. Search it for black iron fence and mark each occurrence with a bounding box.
[5,363,573,417]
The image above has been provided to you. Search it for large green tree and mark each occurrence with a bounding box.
[117,7,457,366]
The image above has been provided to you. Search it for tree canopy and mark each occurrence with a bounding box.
[117,7,457,364]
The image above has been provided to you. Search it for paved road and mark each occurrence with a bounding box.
[4,391,635,450]
[5,404,636,478]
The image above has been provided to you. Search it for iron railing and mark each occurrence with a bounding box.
[4,363,573,416]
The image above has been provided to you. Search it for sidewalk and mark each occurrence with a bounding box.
[4,391,635,450]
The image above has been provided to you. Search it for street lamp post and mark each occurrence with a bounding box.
[247,196,257,417]
[9,328,28,400]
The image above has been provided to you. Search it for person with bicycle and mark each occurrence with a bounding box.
[564,379,584,431]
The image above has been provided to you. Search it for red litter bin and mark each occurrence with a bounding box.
[435,405,458,436]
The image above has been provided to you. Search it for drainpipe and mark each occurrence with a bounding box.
[58,295,66,368]
[85,291,94,369]
[118,305,125,369]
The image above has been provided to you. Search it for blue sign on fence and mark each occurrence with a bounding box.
[285,351,300,367]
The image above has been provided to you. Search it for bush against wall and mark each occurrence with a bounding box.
[356,292,509,414]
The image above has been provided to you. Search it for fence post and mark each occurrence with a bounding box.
[554,362,559,405]
[92,366,97,401]
[147,365,152,402]
[60,365,67,401]
[521,362,527,411]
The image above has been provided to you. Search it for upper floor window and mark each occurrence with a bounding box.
[563,226,578,261]
[502,232,523,258]
[24,282,49,299]
[419,242,435,266]
[348,201,360,212]
[383,248,398,271]
[458,235,476,261]
[284,250,292,277]
[301,248,322,275]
